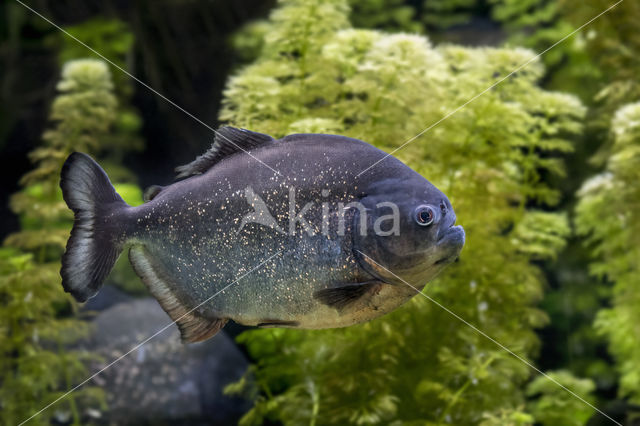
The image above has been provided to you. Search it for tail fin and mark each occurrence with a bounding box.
[60,152,129,302]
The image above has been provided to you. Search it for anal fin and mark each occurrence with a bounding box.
[314,281,381,310]
[129,245,227,343]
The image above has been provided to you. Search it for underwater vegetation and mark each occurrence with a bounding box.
[0,60,139,424]
[576,102,640,407]
[221,0,585,424]
[1,0,639,424]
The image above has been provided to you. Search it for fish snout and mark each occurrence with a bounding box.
[436,208,458,241]
[435,223,465,265]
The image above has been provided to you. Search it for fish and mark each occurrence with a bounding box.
[60,127,465,342]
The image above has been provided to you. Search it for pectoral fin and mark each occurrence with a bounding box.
[313,281,381,310]
[129,245,227,343]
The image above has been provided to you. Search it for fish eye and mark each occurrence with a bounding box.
[415,205,435,226]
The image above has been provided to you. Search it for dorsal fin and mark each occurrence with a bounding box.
[175,127,275,179]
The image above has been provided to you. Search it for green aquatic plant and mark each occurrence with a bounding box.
[221,0,595,424]
[1,58,143,424]
[6,59,118,252]
[422,0,478,31]
[230,0,421,67]
[576,102,640,409]
[487,0,640,405]
[1,59,117,425]
[58,17,144,182]
[525,370,596,426]
[0,248,103,426]
[349,0,421,33]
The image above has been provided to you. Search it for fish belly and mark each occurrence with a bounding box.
[139,225,384,329]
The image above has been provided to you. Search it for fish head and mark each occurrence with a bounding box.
[352,177,465,286]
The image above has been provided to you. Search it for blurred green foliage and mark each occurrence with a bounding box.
[230,0,423,66]
[58,18,144,183]
[220,0,599,424]
[1,26,145,423]
[0,248,105,426]
[1,59,117,426]
[423,0,479,31]
[350,0,421,33]
[6,60,118,253]
[576,102,640,408]
[525,370,596,426]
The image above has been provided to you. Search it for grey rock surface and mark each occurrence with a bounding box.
[85,298,250,425]
[82,284,133,312]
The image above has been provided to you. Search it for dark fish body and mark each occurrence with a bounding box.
[60,128,464,342]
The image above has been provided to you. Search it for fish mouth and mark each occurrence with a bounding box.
[434,224,465,265]
[437,224,465,243]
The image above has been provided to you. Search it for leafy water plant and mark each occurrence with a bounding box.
[576,102,640,411]
[1,59,117,425]
[525,370,596,426]
[1,57,144,425]
[220,0,595,424]
[58,17,144,182]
